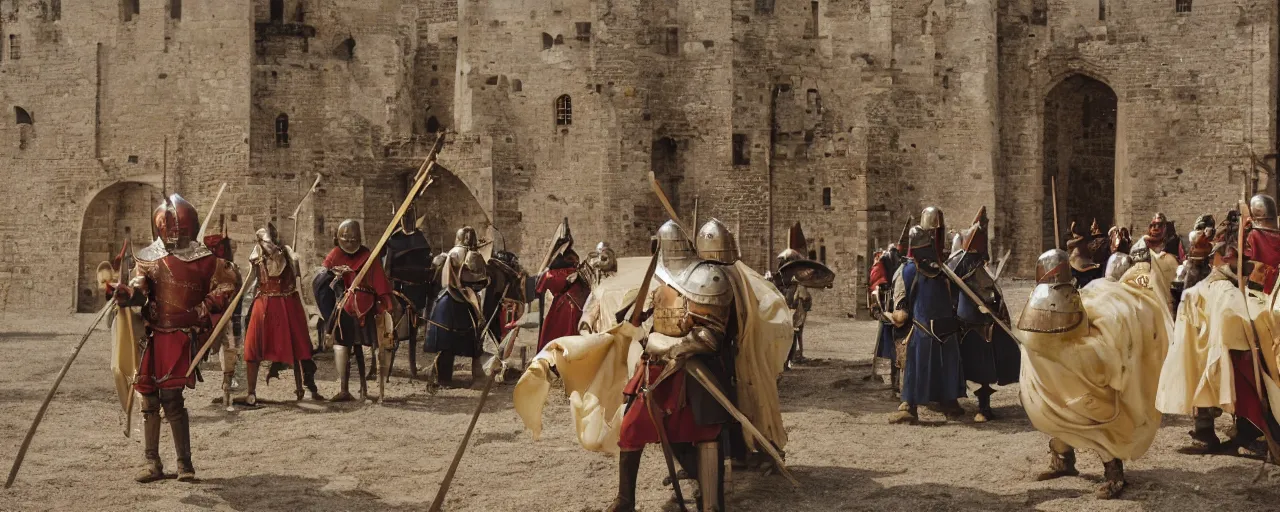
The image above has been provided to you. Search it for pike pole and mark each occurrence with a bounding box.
[329,133,446,339]
[6,300,115,488]
[1051,176,1061,249]
[196,182,228,240]
[290,174,323,250]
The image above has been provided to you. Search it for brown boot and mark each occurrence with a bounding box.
[889,403,918,424]
[606,450,642,512]
[1095,459,1125,499]
[161,389,195,482]
[1035,439,1079,481]
[134,394,165,483]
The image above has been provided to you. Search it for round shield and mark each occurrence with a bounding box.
[778,259,835,289]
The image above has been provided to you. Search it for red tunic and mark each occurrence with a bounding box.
[322,246,393,322]
[535,268,590,351]
[244,255,312,364]
[1230,350,1271,435]
[1247,229,1280,294]
[868,257,889,292]
[618,363,722,451]
[133,252,238,394]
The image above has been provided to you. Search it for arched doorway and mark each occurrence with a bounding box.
[1042,74,1118,251]
[408,168,491,252]
[77,182,162,312]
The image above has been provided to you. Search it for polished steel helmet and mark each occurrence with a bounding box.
[777,248,804,266]
[152,193,200,250]
[696,218,738,264]
[657,220,698,273]
[1017,249,1086,333]
[1104,253,1133,281]
[455,226,478,249]
[591,241,618,273]
[336,219,363,255]
[1250,194,1278,230]
[920,206,945,231]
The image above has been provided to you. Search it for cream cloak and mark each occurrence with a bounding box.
[1017,265,1172,461]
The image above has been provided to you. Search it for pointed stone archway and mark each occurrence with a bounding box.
[77,181,163,312]
[407,167,491,251]
[1042,74,1118,251]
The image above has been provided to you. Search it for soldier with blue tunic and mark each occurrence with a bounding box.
[888,206,966,424]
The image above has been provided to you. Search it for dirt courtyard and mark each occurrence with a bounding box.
[4,281,1280,511]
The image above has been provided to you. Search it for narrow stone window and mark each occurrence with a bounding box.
[1098,0,1105,20]
[820,245,827,264]
[1176,0,1191,13]
[555,95,572,126]
[16,107,33,150]
[275,114,290,148]
[513,79,523,92]
[756,0,774,14]
[542,33,553,50]
[123,0,139,22]
[8,35,18,60]
[51,0,61,21]
[270,0,284,22]
[341,37,356,59]
[664,27,679,56]
[296,0,306,23]
[732,134,750,166]
[806,1,820,38]
[575,22,591,42]
[171,0,181,20]
[426,116,440,133]
[554,34,564,45]
[822,187,832,207]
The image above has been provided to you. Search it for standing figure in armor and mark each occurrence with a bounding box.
[536,221,590,352]
[1130,213,1181,286]
[112,194,239,483]
[581,241,619,288]
[1246,194,1280,294]
[321,220,394,402]
[202,229,243,406]
[888,207,966,424]
[382,203,434,378]
[1019,249,1170,499]
[242,223,320,404]
[425,226,490,386]
[483,236,526,350]
[1170,215,1215,316]
[609,220,736,512]
[869,237,905,394]
[1065,221,1102,288]
[948,207,1020,422]
[773,223,813,367]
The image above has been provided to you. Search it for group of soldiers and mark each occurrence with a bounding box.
[866,194,1280,499]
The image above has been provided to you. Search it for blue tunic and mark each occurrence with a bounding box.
[424,291,482,358]
[899,260,967,404]
[952,280,1021,387]
[874,320,898,362]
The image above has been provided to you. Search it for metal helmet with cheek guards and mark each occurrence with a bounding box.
[1017,249,1087,334]
[152,193,200,250]
[455,226,479,249]
[656,220,699,277]
[336,219,363,255]
[590,241,618,273]
[1250,194,1278,231]
[696,218,739,264]
[907,225,940,265]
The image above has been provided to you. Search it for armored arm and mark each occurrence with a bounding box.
[114,262,152,307]
[646,325,722,361]
[889,265,909,327]
[196,260,240,327]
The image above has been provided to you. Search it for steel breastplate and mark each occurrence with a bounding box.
[651,283,731,337]
[140,256,215,329]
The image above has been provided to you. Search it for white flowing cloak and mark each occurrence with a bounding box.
[513,260,791,454]
[1017,267,1172,461]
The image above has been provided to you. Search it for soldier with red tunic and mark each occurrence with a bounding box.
[242,223,318,404]
[535,244,590,352]
[112,194,239,483]
[1246,194,1280,294]
[321,220,394,402]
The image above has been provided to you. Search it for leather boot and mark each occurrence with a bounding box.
[1095,459,1125,499]
[606,449,642,512]
[134,394,165,483]
[1035,438,1079,481]
[974,385,996,423]
[1182,407,1227,454]
[889,403,918,424]
[301,359,324,400]
[244,362,260,406]
[353,346,369,401]
[160,389,195,482]
[329,346,354,402]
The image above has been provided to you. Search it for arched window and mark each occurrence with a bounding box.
[170,0,182,20]
[426,116,440,133]
[16,107,33,150]
[270,0,284,22]
[15,107,33,125]
[542,33,553,50]
[8,35,19,60]
[275,114,290,148]
[555,95,572,126]
[512,79,523,92]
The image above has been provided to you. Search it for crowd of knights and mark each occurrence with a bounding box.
[867,195,1280,500]
[86,186,1280,509]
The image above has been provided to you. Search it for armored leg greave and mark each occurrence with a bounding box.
[330,346,353,402]
[1036,438,1079,481]
[159,388,194,482]
[607,449,643,512]
[134,393,165,483]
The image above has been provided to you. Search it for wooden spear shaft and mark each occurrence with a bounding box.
[1051,176,1061,249]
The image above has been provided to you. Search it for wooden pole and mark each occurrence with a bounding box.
[1051,176,1061,249]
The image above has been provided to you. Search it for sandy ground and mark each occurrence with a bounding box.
[4,280,1280,511]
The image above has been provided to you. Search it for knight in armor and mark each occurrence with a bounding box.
[869,238,904,395]
[948,207,1020,422]
[535,221,591,352]
[1019,249,1170,499]
[1108,226,1133,257]
[382,203,434,378]
[1170,215,1215,315]
[1129,213,1181,286]
[1159,209,1280,458]
[241,223,320,404]
[888,207,966,424]
[1246,194,1280,294]
[772,223,813,367]
[1065,221,1102,288]
[482,235,527,356]
[321,219,394,401]
[425,226,490,386]
[582,241,619,288]
[609,220,737,512]
[111,194,239,483]
[1088,220,1112,267]
[201,228,243,406]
